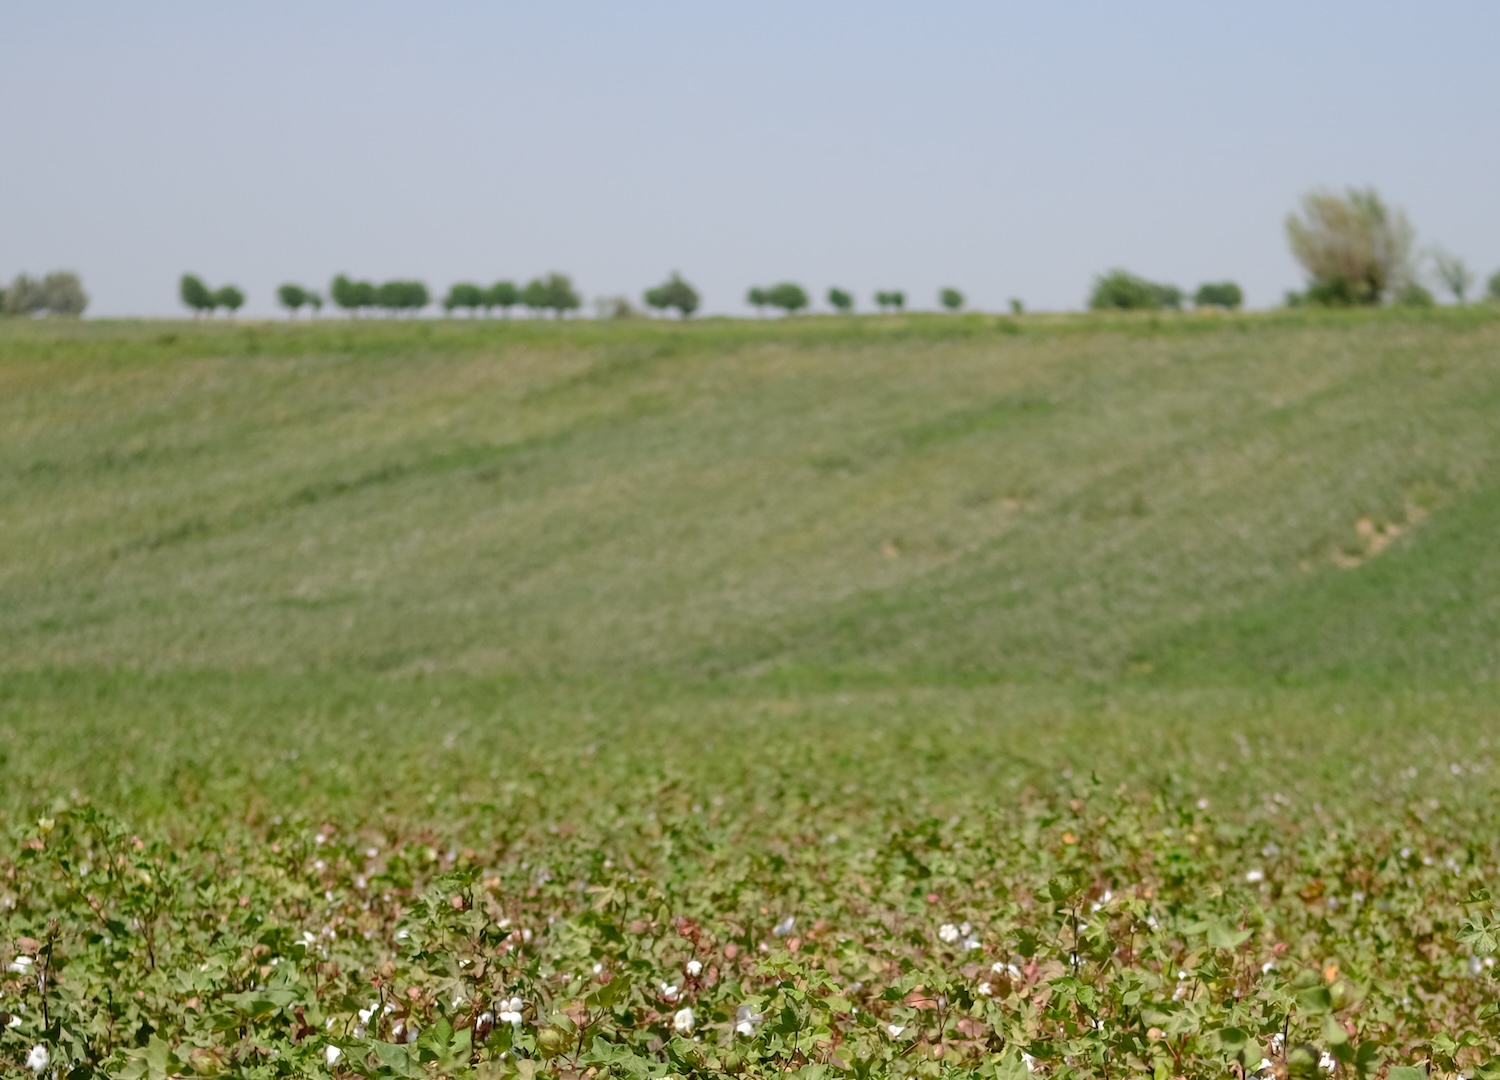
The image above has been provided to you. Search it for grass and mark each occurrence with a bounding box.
[4,309,1500,1078]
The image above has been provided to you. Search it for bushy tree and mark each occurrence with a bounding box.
[939,287,964,311]
[1430,248,1475,305]
[1009,298,1025,315]
[644,273,700,318]
[1395,281,1435,308]
[3,275,44,316]
[443,283,484,317]
[485,281,519,317]
[1089,269,1181,311]
[278,284,308,317]
[522,273,581,319]
[213,285,245,317]
[375,280,428,316]
[180,274,215,317]
[1285,187,1415,306]
[874,290,905,313]
[305,291,323,317]
[1489,270,1500,304]
[1194,281,1244,310]
[826,287,853,313]
[767,282,808,315]
[747,286,769,316]
[37,272,87,316]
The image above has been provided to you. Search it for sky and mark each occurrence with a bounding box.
[2,2,1497,318]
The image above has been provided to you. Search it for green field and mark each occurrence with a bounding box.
[4,311,1500,1078]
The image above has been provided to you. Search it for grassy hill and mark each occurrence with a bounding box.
[3,309,1498,687]
[7,311,1500,1076]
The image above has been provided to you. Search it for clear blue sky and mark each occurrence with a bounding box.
[3,2,1496,317]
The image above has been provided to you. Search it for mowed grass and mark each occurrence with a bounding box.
[4,310,1500,1078]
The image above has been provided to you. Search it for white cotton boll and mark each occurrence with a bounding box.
[1319,1052,1336,1071]
[961,936,982,951]
[1022,1051,1036,1072]
[659,982,680,1001]
[938,923,960,943]
[736,1020,755,1036]
[773,916,795,937]
[977,982,993,997]
[673,1007,695,1034]
[9,956,34,974]
[404,1023,419,1044]
[1257,1059,1275,1075]
[686,959,703,977]
[325,1045,342,1066]
[887,1024,905,1037]
[1246,869,1265,883]
[27,1044,50,1073]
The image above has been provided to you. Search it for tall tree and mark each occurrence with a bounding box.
[331,275,361,317]
[644,273,700,319]
[826,287,853,313]
[747,286,769,316]
[444,283,484,316]
[1286,187,1415,306]
[213,285,245,317]
[767,282,808,316]
[939,287,964,312]
[180,274,214,317]
[278,284,308,317]
[485,281,519,317]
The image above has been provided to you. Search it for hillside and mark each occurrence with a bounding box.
[2,311,1498,688]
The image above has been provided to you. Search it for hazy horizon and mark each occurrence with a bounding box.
[3,1,1497,318]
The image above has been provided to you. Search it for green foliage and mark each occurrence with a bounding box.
[1487,270,1500,304]
[213,284,245,316]
[523,274,581,319]
[826,287,853,313]
[0,273,83,317]
[1431,249,1474,305]
[766,282,808,315]
[1194,281,1244,310]
[747,286,769,315]
[939,287,964,311]
[331,274,378,317]
[875,290,906,313]
[277,283,308,316]
[1395,281,1436,308]
[1089,269,1181,311]
[485,281,520,316]
[644,273,700,319]
[1286,187,1415,306]
[1009,298,1024,316]
[178,273,214,316]
[444,283,485,317]
[377,281,430,316]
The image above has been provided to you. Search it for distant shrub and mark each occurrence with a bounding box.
[485,281,519,317]
[1285,187,1414,306]
[1430,249,1474,304]
[939,287,964,312]
[213,285,245,316]
[523,273,581,319]
[747,286,769,316]
[826,287,853,313]
[1489,270,1500,304]
[1394,281,1436,308]
[179,274,215,317]
[1,273,84,317]
[1010,298,1025,315]
[375,280,429,316]
[277,284,309,317]
[767,283,808,316]
[874,290,905,313]
[330,275,377,317]
[1194,282,1244,310]
[1089,269,1180,311]
[443,283,485,317]
[305,291,323,316]
[644,273,700,319]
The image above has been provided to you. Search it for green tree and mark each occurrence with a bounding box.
[644,273,700,318]
[939,287,964,311]
[1489,270,1500,304]
[277,284,308,317]
[213,285,245,317]
[1431,248,1475,305]
[352,280,376,314]
[179,274,214,317]
[874,290,905,313]
[37,272,87,316]
[523,273,580,319]
[1395,281,1436,307]
[330,275,360,316]
[1009,298,1025,315]
[485,281,519,317]
[747,286,769,316]
[305,291,323,317]
[826,287,853,313]
[3,274,43,316]
[768,282,808,315]
[1089,270,1179,311]
[1285,187,1415,306]
[443,283,484,316]
[1193,282,1244,310]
